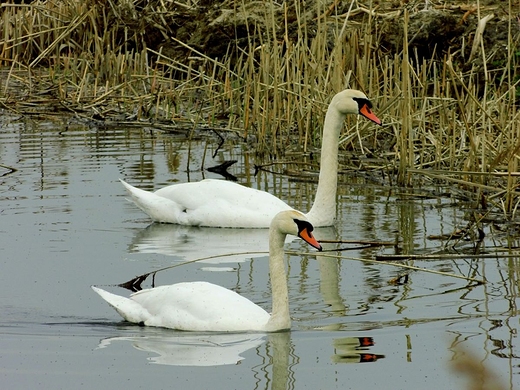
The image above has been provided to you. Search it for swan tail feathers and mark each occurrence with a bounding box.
[119,179,182,223]
[91,286,150,324]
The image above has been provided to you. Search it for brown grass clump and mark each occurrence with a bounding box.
[1,0,520,224]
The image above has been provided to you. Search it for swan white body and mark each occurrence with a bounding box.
[92,282,270,331]
[120,178,293,228]
[92,210,322,332]
[121,89,381,227]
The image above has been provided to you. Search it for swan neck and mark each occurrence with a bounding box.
[306,107,346,226]
[266,228,291,331]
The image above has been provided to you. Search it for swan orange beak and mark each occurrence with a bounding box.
[299,228,322,251]
[359,103,382,125]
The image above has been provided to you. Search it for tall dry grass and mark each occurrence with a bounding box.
[0,0,519,218]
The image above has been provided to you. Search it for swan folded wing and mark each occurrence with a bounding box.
[154,179,293,228]
[130,282,271,332]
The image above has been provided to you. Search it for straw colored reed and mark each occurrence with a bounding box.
[0,0,519,216]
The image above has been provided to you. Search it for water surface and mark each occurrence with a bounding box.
[0,117,518,389]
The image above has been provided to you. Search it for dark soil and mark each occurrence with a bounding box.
[122,0,519,69]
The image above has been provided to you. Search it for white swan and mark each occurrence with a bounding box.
[92,210,322,332]
[120,89,381,227]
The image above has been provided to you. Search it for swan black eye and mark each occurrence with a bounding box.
[294,218,314,233]
[352,97,373,109]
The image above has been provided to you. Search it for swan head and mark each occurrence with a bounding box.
[271,210,322,251]
[332,89,382,125]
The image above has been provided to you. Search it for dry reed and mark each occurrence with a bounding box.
[0,0,519,220]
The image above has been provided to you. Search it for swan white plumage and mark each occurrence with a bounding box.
[120,89,382,227]
[92,210,322,332]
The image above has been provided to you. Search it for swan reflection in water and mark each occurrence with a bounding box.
[331,336,385,364]
[96,331,383,368]
[128,223,341,263]
[128,222,273,263]
[97,332,267,366]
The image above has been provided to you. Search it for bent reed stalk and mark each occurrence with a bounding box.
[0,0,519,216]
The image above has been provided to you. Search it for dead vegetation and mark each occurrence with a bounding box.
[1,0,520,227]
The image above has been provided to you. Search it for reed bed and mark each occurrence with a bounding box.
[1,0,520,221]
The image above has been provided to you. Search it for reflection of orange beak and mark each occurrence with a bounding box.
[299,228,322,251]
[360,104,382,125]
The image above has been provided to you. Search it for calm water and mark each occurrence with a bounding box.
[0,116,518,389]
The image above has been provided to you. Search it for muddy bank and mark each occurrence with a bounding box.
[124,1,518,69]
